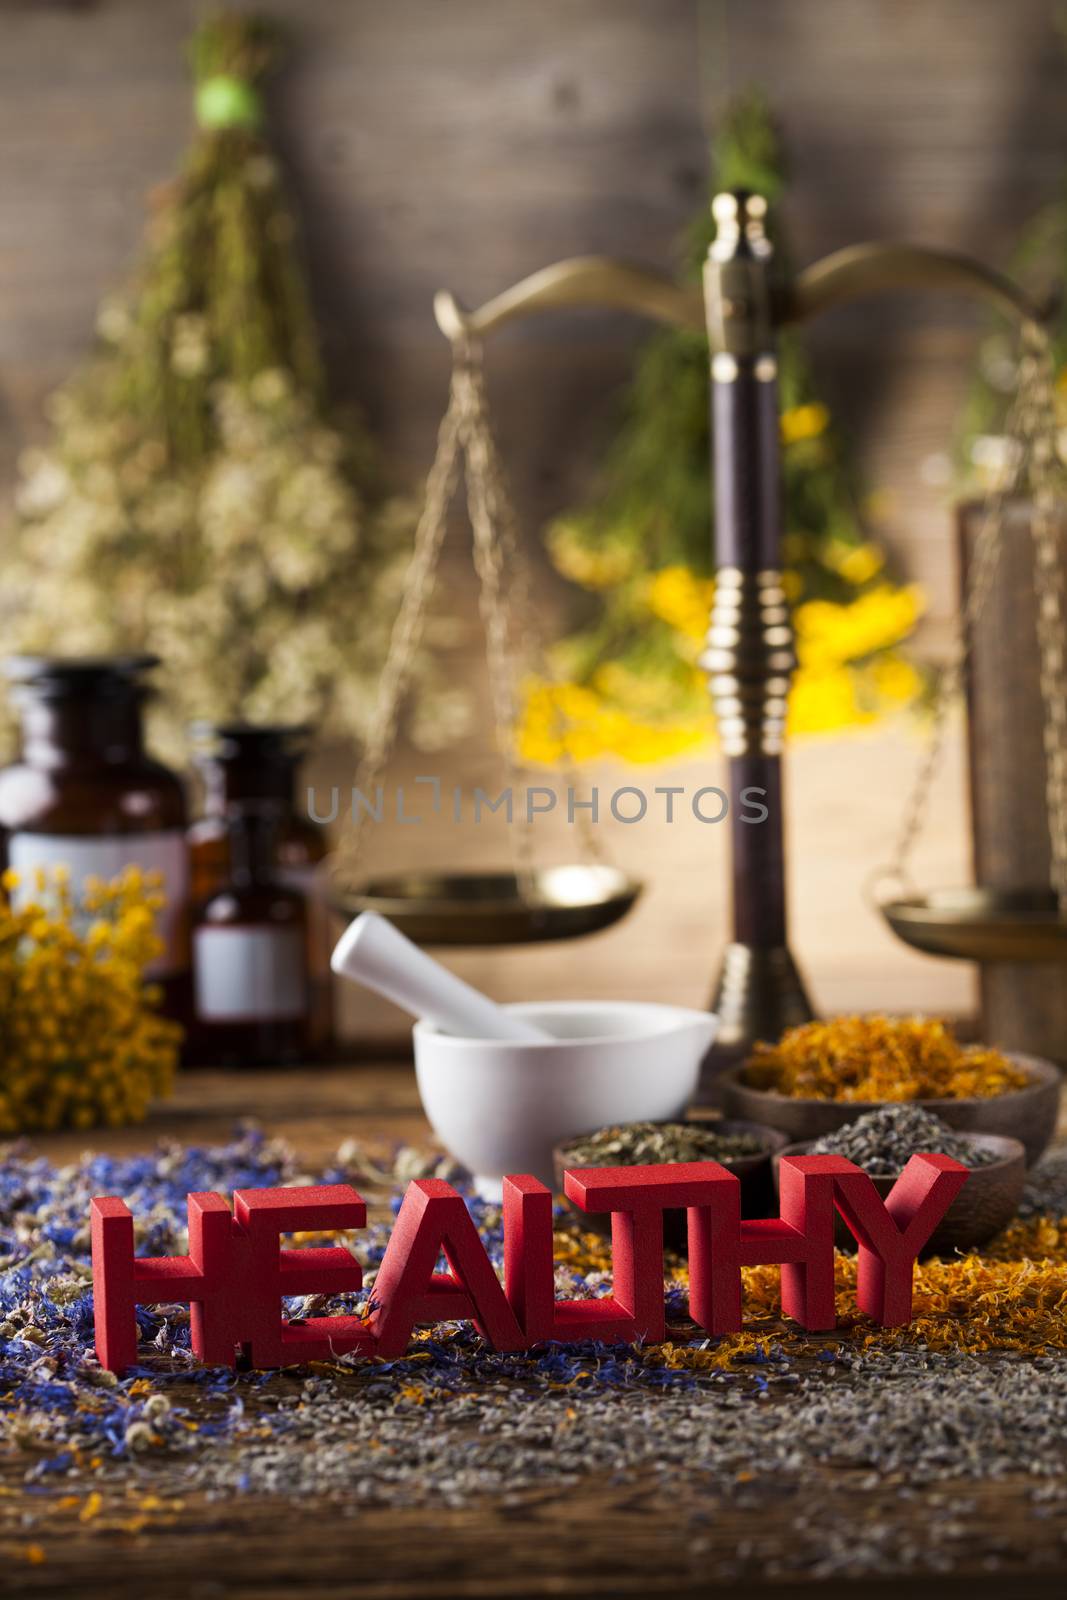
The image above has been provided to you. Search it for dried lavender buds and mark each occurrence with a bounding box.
[807,1105,1003,1175]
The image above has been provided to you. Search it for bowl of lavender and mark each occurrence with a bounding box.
[772,1104,1026,1254]
[555,1118,788,1249]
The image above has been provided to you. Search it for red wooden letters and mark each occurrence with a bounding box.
[92,1185,372,1373]
[370,1178,525,1356]
[91,1153,967,1373]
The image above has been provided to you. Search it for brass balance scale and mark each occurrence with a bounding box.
[333,188,1066,1063]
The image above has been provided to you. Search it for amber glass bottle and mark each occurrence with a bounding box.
[188,723,331,1054]
[190,802,311,1067]
[0,655,191,1023]
[187,724,323,894]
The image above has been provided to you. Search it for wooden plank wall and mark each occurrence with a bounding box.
[3,0,1066,615]
[2,0,1064,1038]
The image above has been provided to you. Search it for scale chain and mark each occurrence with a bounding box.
[457,350,539,898]
[882,321,1067,914]
[456,349,606,866]
[333,388,465,888]
[334,338,606,895]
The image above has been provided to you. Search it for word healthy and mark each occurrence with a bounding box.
[91,1153,968,1374]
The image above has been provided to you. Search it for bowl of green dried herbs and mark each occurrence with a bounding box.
[554,1118,788,1248]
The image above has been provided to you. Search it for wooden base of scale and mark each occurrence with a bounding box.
[697,940,814,1093]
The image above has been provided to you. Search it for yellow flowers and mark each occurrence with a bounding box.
[0,867,179,1135]
[516,572,926,764]
[779,584,926,737]
[793,583,924,671]
[822,539,885,585]
[645,565,714,645]
[779,401,830,446]
[519,680,711,766]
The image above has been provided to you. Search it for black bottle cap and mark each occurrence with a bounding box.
[4,654,161,699]
[188,721,311,766]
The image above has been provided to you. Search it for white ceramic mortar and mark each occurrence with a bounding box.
[413,1000,718,1199]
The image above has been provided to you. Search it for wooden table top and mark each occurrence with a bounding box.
[4,1060,1066,1600]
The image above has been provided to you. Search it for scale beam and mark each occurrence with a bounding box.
[788,241,1043,328]
[435,240,1042,344]
[434,256,704,342]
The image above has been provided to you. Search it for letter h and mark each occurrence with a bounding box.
[688,1152,967,1335]
[91,1184,369,1374]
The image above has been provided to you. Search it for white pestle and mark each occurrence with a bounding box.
[330,911,552,1043]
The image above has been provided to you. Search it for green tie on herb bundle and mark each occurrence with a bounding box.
[518,90,925,767]
[1,14,460,761]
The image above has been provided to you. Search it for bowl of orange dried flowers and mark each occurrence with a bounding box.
[718,1015,1060,1166]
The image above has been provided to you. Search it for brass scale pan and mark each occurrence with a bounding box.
[334,865,642,947]
[883,889,1067,965]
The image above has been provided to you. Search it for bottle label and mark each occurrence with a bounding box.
[6,830,189,977]
[193,926,307,1022]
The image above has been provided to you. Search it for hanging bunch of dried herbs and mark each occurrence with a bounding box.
[1,14,460,760]
[518,90,924,765]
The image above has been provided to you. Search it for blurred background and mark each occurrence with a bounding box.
[5,0,1067,1042]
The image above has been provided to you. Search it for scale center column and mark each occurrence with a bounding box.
[699,190,814,1089]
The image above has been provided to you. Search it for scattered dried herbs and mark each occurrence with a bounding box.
[807,1105,1003,1175]
[744,1015,1029,1101]
[1,1126,1066,1583]
[561,1120,765,1167]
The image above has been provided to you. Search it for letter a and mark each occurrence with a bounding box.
[370,1179,525,1357]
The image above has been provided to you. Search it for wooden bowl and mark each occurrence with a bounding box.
[771,1132,1027,1254]
[718,1053,1061,1167]
[553,1118,790,1251]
